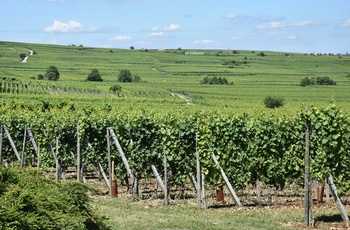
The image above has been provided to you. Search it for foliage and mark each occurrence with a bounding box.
[86,69,103,81]
[0,167,110,230]
[117,69,141,83]
[257,52,266,57]
[300,76,336,86]
[45,65,60,81]
[200,76,229,85]
[1,104,350,196]
[300,77,315,86]
[118,69,132,82]
[315,76,336,85]
[263,96,285,109]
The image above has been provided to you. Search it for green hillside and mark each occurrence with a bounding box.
[1,41,349,114]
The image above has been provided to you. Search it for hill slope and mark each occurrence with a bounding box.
[0,41,349,114]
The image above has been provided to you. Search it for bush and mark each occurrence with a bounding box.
[300,76,336,86]
[201,76,229,85]
[118,69,141,82]
[45,66,60,81]
[0,167,109,230]
[315,76,336,85]
[300,77,315,87]
[86,69,103,81]
[263,96,284,109]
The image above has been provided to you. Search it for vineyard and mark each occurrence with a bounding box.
[1,41,350,114]
[1,41,350,227]
[1,104,349,200]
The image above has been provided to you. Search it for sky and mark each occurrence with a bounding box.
[1,0,350,53]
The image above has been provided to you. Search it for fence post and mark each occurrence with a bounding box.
[3,125,21,162]
[304,106,312,227]
[77,124,81,182]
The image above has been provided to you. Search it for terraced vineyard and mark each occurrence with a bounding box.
[1,41,350,113]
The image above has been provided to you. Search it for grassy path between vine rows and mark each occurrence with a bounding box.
[93,196,350,230]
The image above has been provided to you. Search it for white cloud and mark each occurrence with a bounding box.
[108,35,131,41]
[163,24,180,31]
[343,19,350,27]
[193,39,214,45]
[44,20,95,33]
[151,32,164,37]
[151,24,180,32]
[288,36,297,40]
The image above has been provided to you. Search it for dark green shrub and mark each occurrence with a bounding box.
[300,77,315,86]
[263,96,284,109]
[0,167,109,230]
[300,76,336,86]
[86,69,103,81]
[315,76,336,85]
[201,76,229,85]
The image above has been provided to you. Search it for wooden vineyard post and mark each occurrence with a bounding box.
[195,135,201,209]
[26,127,39,166]
[77,124,81,182]
[107,128,112,196]
[326,172,349,222]
[201,172,207,209]
[3,125,21,163]
[151,163,166,195]
[209,149,242,206]
[164,154,169,205]
[304,107,312,227]
[21,126,27,167]
[97,161,110,191]
[55,136,60,181]
[108,127,134,183]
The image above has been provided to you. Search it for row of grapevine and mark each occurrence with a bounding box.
[0,104,349,195]
[0,80,105,96]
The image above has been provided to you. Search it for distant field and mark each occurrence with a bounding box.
[1,41,349,114]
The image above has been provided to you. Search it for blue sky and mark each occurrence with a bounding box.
[1,0,350,53]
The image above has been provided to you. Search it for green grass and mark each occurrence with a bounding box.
[1,41,350,114]
[94,197,349,230]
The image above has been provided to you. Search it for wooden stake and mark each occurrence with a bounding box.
[164,154,168,205]
[304,107,312,227]
[107,128,112,196]
[327,172,349,222]
[77,124,81,182]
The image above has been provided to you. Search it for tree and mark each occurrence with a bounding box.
[45,66,60,81]
[130,46,135,50]
[118,69,132,82]
[263,96,284,109]
[86,69,103,81]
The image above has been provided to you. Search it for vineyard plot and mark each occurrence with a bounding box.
[0,105,349,213]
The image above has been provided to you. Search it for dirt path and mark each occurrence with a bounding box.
[171,91,193,105]
[22,50,33,63]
